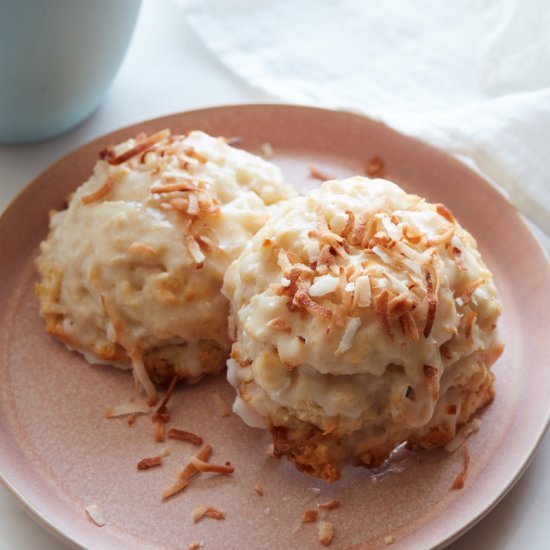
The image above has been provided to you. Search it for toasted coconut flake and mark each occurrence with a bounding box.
[335,317,361,356]
[254,483,264,496]
[354,275,372,308]
[318,521,334,546]
[293,290,332,321]
[428,226,455,246]
[129,348,157,406]
[192,506,208,523]
[451,445,471,490]
[384,535,395,545]
[277,248,293,273]
[151,181,197,194]
[464,310,476,342]
[452,246,468,271]
[193,506,226,523]
[188,543,203,550]
[205,507,226,520]
[309,275,340,297]
[395,241,424,263]
[85,503,106,527]
[153,417,166,443]
[341,210,355,239]
[360,217,379,249]
[128,242,157,256]
[388,292,414,317]
[461,278,484,304]
[350,212,369,245]
[153,374,178,421]
[302,509,318,523]
[261,142,274,157]
[267,317,292,332]
[212,390,231,417]
[162,478,189,500]
[81,174,116,205]
[185,233,206,268]
[445,419,482,453]
[189,457,234,475]
[380,216,402,242]
[435,203,455,224]
[195,235,214,254]
[107,129,171,166]
[400,257,422,276]
[137,455,163,470]
[401,311,419,341]
[423,270,437,339]
[365,156,385,178]
[318,499,340,511]
[371,245,394,265]
[197,192,221,215]
[374,289,394,340]
[168,428,204,446]
[105,401,151,418]
[384,272,410,296]
[184,147,208,164]
[309,164,335,181]
[162,445,213,500]
[187,193,200,216]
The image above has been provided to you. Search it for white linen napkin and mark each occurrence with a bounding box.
[177,0,550,237]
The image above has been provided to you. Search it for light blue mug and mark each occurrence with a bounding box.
[0,0,142,144]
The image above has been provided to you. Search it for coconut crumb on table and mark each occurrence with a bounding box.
[192,506,226,523]
[168,428,204,446]
[153,416,167,442]
[162,445,213,500]
[105,401,152,418]
[137,455,163,470]
[261,142,274,158]
[189,456,235,475]
[309,164,336,182]
[365,156,385,178]
[188,542,203,550]
[84,503,106,527]
[318,521,334,546]
[253,482,264,496]
[384,535,395,545]
[451,445,471,490]
[318,499,340,511]
[302,509,319,523]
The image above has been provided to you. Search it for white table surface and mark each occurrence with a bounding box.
[1,1,548,548]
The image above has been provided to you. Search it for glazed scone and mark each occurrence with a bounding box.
[223,176,503,482]
[36,129,295,403]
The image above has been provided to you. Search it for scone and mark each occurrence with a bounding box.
[36,129,295,403]
[223,176,503,482]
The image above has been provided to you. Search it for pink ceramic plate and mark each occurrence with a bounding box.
[1,105,549,550]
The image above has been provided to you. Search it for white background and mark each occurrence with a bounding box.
[0,1,548,548]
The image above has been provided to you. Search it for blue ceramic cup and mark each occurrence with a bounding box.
[0,0,142,144]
